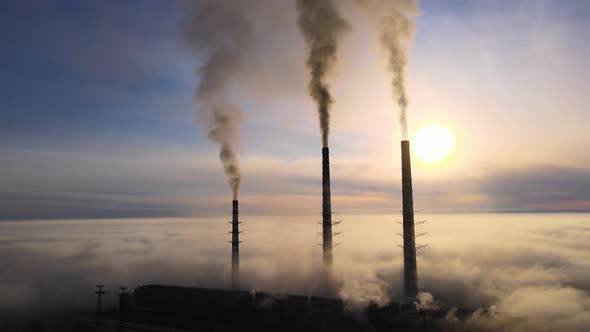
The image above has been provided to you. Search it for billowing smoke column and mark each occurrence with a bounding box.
[210,113,242,200]
[230,200,240,289]
[401,140,418,299]
[362,0,418,139]
[296,0,348,272]
[184,1,250,199]
[296,0,349,147]
[185,1,253,289]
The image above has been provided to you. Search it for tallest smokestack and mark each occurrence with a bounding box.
[322,147,333,268]
[401,140,418,299]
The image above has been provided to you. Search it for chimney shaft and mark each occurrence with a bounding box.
[231,199,239,290]
[322,147,333,267]
[401,140,418,299]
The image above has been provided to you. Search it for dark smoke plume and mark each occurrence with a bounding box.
[184,1,251,199]
[296,0,349,147]
[208,109,242,199]
[361,0,418,139]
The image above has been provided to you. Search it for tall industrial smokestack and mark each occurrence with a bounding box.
[401,140,418,299]
[322,147,333,268]
[231,199,240,290]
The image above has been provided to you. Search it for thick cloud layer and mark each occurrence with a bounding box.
[1,214,589,330]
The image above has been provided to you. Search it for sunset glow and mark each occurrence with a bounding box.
[1,1,590,330]
[412,125,455,163]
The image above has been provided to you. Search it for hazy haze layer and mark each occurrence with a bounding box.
[1,214,589,330]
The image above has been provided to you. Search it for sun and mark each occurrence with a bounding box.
[412,125,455,163]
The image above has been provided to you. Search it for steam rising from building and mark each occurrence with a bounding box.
[296,0,349,147]
[184,1,251,199]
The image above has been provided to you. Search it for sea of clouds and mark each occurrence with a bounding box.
[1,214,589,331]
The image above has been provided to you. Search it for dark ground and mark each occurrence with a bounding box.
[2,285,519,332]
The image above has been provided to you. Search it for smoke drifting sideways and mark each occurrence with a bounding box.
[360,0,419,140]
[296,0,350,147]
[184,1,251,199]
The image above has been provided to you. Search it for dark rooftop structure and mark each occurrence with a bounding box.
[78,284,516,332]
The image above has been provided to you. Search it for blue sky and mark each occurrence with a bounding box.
[1,0,589,219]
[1,1,196,146]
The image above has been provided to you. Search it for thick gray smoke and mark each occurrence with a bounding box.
[184,1,250,199]
[361,0,419,139]
[296,0,349,147]
[208,109,242,199]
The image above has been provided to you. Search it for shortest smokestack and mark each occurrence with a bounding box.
[401,140,418,299]
[231,199,240,290]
